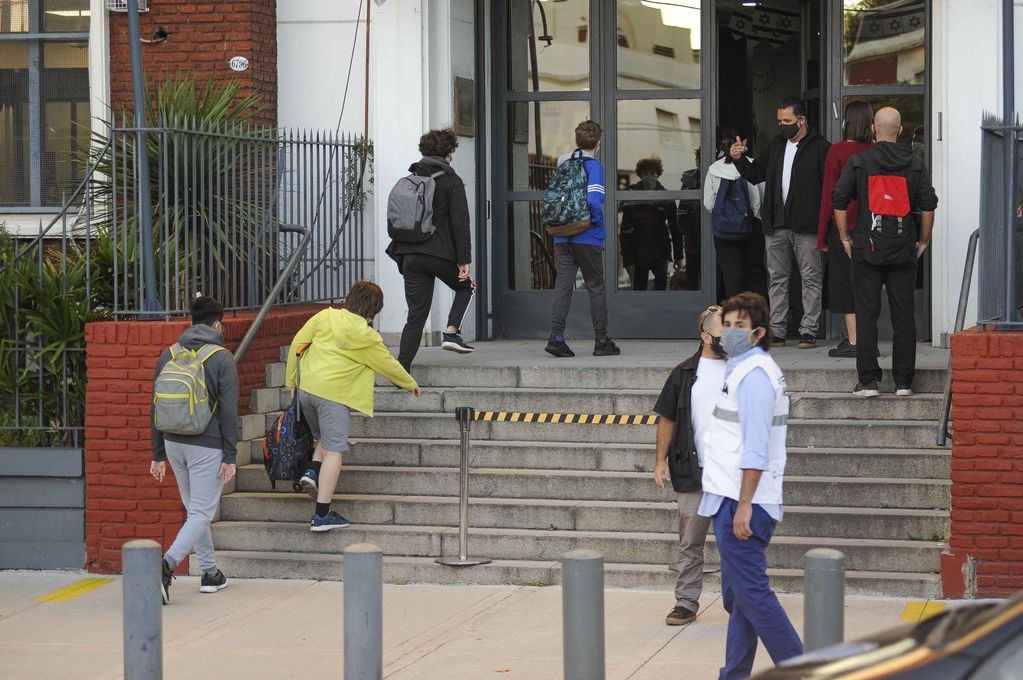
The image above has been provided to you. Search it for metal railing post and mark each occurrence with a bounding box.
[938,228,981,446]
[343,543,383,680]
[122,539,163,680]
[562,549,605,680]
[804,548,845,653]
[436,407,491,567]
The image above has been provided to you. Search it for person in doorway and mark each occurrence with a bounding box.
[832,107,938,397]
[286,281,420,531]
[679,148,703,290]
[705,128,767,300]
[698,292,803,679]
[386,128,475,373]
[150,296,238,604]
[730,97,831,348]
[817,100,874,358]
[653,305,727,626]
[545,120,621,358]
[620,156,683,291]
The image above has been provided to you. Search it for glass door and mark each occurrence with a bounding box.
[492,0,714,339]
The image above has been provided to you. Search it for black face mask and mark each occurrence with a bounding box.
[779,122,801,140]
[709,335,727,359]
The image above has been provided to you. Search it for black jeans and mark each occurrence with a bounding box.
[714,235,767,300]
[852,258,917,387]
[397,253,475,369]
[550,243,608,338]
[632,259,668,291]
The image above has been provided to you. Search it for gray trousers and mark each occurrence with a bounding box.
[675,490,712,611]
[550,243,609,338]
[765,229,824,338]
[165,441,224,573]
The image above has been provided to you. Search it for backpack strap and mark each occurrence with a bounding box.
[429,170,445,179]
[196,344,227,364]
[169,343,184,360]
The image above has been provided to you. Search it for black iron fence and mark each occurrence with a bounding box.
[979,116,1023,328]
[1,123,368,445]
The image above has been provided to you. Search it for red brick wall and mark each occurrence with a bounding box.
[943,327,1023,598]
[84,305,322,574]
[107,1,277,126]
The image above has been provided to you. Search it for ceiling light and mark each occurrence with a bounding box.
[741,1,758,6]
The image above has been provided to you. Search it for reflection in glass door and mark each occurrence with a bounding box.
[492,0,714,339]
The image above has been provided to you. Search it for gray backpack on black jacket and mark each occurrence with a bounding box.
[387,168,445,243]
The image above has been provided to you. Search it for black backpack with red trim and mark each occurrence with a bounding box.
[858,154,918,266]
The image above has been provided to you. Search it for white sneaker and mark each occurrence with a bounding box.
[896,387,914,397]
[853,382,880,398]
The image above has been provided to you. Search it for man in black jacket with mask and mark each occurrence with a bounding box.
[653,305,727,625]
[730,97,830,348]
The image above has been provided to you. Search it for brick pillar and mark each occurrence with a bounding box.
[84,305,321,574]
[107,0,277,126]
[943,328,1023,597]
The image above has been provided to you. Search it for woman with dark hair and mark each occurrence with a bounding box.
[386,128,475,371]
[818,100,874,358]
[284,281,420,531]
[704,128,767,299]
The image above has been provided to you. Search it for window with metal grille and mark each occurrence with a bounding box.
[652,44,675,59]
[0,0,89,210]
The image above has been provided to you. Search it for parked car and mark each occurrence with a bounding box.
[751,593,1023,679]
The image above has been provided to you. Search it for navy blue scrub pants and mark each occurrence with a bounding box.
[713,498,803,680]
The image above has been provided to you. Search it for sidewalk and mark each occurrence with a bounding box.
[0,571,922,679]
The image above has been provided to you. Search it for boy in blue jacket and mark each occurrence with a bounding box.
[545,120,621,358]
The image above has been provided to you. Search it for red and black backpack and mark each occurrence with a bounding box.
[858,154,919,266]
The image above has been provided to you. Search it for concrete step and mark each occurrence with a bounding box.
[196,550,942,598]
[370,388,942,422]
[219,493,949,541]
[234,465,951,510]
[250,386,291,415]
[208,520,943,573]
[344,412,943,449]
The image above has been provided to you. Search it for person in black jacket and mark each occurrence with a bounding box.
[387,129,475,371]
[620,157,683,290]
[832,107,938,398]
[652,305,727,625]
[730,97,831,348]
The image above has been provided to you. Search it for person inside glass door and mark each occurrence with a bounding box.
[620,157,683,291]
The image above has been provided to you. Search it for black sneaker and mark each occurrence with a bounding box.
[828,338,857,358]
[161,558,174,605]
[853,381,880,398]
[545,336,575,358]
[771,336,786,347]
[441,332,474,354]
[200,569,228,594]
[798,334,817,349]
[593,338,621,356]
[665,605,697,625]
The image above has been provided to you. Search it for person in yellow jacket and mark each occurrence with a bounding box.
[285,281,420,531]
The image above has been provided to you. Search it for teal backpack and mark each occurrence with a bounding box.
[541,150,591,236]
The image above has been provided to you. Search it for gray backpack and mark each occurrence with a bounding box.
[152,343,226,435]
[386,169,445,243]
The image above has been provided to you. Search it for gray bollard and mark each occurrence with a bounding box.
[804,548,845,652]
[344,544,383,680]
[562,550,605,680]
[122,539,163,680]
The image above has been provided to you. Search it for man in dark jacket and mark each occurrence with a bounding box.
[730,97,830,348]
[387,128,475,371]
[620,157,683,290]
[652,305,727,625]
[832,107,938,397]
[150,296,238,604]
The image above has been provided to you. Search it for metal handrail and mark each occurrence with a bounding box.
[937,228,981,446]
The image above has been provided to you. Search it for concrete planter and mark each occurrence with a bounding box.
[0,448,85,569]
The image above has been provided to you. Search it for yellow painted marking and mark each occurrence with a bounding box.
[36,578,114,603]
[578,414,589,424]
[565,414,576,424]
[551,413,561,423]
[524,412,534,423]
[510,412,520,423]
[538,413,548,423]
[464,411,660,426]
[901,600,946,622]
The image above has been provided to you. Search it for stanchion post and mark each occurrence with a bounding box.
[122,539,163,680]
[344,543,383,680]
[562,549,605,680]
[436,407,491,567]
[804,548,845,652]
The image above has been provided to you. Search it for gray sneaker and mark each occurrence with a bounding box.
[853,381,880,398]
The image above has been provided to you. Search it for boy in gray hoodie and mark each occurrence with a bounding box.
[150,296,238,604]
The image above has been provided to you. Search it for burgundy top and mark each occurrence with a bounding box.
[818,140,873,250]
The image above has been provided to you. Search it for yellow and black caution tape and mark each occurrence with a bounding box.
[472,410,659,426]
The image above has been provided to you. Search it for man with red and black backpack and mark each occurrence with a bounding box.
[831,107,938,398]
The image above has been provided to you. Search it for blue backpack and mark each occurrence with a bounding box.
[542,151,592,237]
[711,177,753,240]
